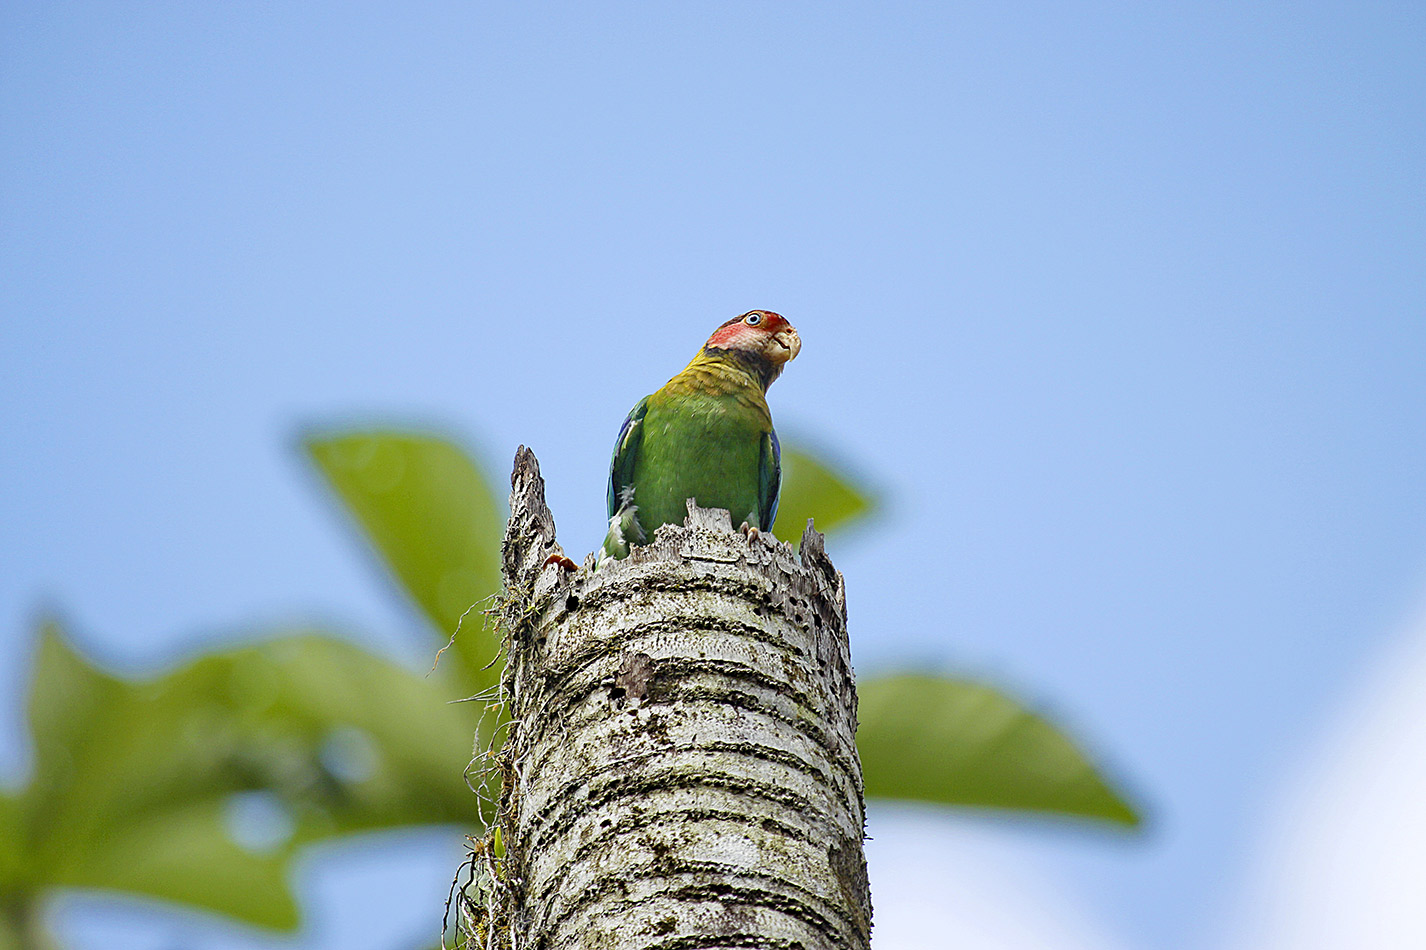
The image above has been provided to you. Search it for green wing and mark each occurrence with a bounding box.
[607,395,650,518]
[758,427,781,532]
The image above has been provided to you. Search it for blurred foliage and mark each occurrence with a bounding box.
[859,674,1139,826]
[771,445,876,547]
[306,433,504,692]
[2,428,1139,948]
[1,621,471,945]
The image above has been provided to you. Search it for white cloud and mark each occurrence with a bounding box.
[1226,594,1426,950]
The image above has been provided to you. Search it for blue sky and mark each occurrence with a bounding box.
[3,2,1424,948]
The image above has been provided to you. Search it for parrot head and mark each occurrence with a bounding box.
[703,310,801,389]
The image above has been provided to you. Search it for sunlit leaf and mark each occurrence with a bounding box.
[772,444,876,546]
[857,673,1141,827]
[305,431,505,688]
[14,621,475,931]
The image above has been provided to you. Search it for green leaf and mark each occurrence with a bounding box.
[305,431,505,689]
[857,673,1141,827]
[75,800,300,930]
[15,621,476,931]
[0,791,22,895]
[772,444,876,545]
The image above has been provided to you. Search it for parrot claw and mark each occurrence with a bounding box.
[543,554,579,572]
[738,522,760,543]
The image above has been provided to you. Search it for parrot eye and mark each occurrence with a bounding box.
[744,313,762,326]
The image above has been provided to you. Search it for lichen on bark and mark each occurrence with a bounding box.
[469,446,870,950]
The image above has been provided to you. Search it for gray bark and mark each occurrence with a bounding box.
[476,446,870,950]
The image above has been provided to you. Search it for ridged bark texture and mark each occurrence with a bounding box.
[492,446,870,950]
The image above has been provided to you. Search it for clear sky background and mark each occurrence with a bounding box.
[3,2,1424,948]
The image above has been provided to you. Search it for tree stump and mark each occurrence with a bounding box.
[483,446,870,950]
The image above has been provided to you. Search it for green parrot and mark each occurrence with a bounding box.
[600,310,802,563]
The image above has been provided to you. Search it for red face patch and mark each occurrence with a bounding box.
[705,310,786,350]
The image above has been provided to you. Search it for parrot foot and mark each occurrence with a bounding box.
[738,522,761,543]
[542,554,579,571]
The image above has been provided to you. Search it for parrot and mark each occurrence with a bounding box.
[598,310,801,564]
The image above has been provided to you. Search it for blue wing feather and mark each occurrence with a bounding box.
[759,427,782,532]
[607,396,650,519]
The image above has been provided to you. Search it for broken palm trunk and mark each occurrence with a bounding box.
[475,446,870,950]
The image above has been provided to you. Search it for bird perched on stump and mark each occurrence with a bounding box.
[598,310,801,565]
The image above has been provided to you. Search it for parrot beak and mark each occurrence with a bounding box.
[770,326,801,363]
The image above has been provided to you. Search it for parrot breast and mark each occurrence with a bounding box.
[631,389,768,536]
